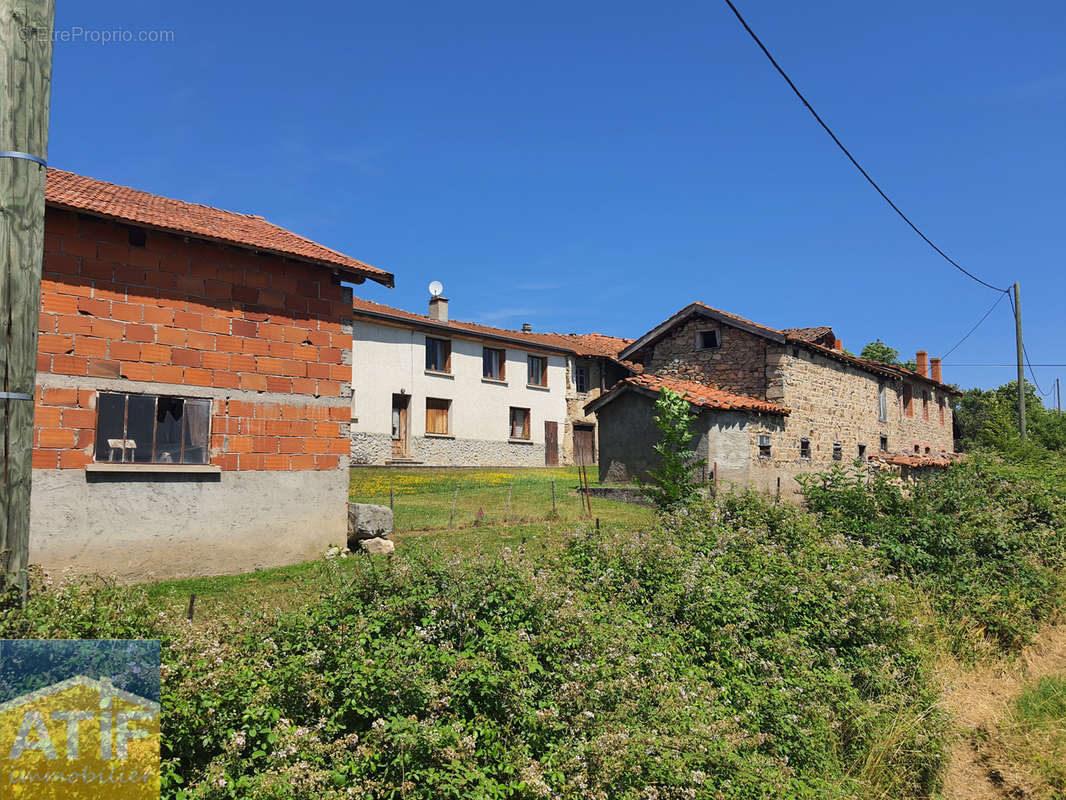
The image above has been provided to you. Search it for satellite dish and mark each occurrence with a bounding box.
[428,280,443,297]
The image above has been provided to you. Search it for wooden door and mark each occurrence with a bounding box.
[391,395,409,458]
[574,424,595,466]
[544,421,559,466]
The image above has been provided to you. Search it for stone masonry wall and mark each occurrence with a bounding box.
[350,431,544,467]
[746,346,954,495]
[643,317,770,399]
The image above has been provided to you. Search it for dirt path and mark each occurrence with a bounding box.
[939,623,1066,799]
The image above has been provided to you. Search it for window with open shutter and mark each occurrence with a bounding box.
[509,407,530,440]
[426,338,451,373]
[527,356,547,387]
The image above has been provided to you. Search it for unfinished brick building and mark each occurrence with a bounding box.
[30,170,393,580]
[589,302,959,492]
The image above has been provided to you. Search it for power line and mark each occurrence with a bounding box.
[1005,291,1050,395]
[939,290,1010,360]
[721,0,1009,294]
[941,364,1066,368]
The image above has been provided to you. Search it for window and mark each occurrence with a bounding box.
[425,398,450,435]
[902,384,914,418]
[527,356,547,387]
[832,442,843,461]
[938,396,946,426]
[880,435,889,452]
[914,444,920,453]
[483,347,505,381]
[924,446,931,454]
[575,365,590,394]
[95,392,210,464]
[922,390,930,421]
[758,434,772,460]
[878,382,888,423]
[799,437,811,460]
[699,329,721,349]
[509,407,530,440]
[858,443,867,460]
[425,337,451,373]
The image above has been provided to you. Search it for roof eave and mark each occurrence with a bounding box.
[619,302,785,361]
[351,306,575,354]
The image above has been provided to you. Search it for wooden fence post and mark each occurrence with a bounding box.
[550,480,557,516]
[448,485,459,528]
[1,0,55,598]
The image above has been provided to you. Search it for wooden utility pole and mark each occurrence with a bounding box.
[1,0,54,596]
[1013,282,1026,441]
[1057,378,1061,414]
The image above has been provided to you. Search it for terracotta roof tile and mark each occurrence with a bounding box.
[783,326,834,342]
[872,451,964,468]
[45,169,393,287]
[351,297,635,361]
[611,374,789,415]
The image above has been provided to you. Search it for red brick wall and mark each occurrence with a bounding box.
[34,208,353,471]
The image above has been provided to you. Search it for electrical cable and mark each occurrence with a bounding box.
[939,290,1010,361]
[721,0,1009,293]
[1005,291,1050,395]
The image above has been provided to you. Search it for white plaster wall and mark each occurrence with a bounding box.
[351,320,568,448]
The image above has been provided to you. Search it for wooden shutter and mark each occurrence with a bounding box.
[426,398,449,434]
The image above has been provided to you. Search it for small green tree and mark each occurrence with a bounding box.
[642,388,706,510]
[860,339,899,364]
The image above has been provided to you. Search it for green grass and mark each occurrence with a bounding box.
[1013,675,1066,791]
[144,467,655,623]
[349,465,655,532]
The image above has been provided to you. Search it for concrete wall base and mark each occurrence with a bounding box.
[29,468,348,583]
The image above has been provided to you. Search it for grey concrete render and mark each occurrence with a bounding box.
[29,468,348,583]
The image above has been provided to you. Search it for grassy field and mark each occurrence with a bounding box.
[349,465,655,532]
[146,466,656,623]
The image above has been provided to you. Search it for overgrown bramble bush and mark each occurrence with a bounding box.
[143,493,943,799]
[798,452,1066,654]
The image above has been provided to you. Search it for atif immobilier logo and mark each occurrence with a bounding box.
[0,640,160,799]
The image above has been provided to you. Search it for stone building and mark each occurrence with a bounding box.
[31,169,393,581]
[589,302,959,492]
[349,296,634,466]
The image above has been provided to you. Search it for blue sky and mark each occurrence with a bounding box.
[48,1,1065,394]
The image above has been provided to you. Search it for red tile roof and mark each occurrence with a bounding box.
[622,302,960,393]
[588,374,789,416]
[45,169,393,287]
[872,451,964,468]
[783,326,834,343]
[351,297,635,363]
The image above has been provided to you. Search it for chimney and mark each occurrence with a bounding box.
[521,323,532,332]
[429,295,448,322]
[833,338,843,351]
[916,350,928,378]
[930,357,942,383]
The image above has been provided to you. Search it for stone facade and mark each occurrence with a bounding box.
[350,429,546,467]
[642,316,771,399]
[605,305,956,496]
[561,355,629,464]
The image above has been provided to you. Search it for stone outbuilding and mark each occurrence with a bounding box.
[589,302,961,493]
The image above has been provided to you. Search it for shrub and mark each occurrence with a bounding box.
[642,388,705,510]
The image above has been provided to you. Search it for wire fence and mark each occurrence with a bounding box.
[349,468,619,531]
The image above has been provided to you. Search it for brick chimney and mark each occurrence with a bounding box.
[521,323,532,332]
[429,296,448,322]
[916,350,928,378]
[833,338,843,350]
[930,357,942,383]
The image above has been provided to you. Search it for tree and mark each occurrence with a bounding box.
[860,340,898,364]
[860,340,917,372]
[954,381,1066,452]
[642,388,706,510]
